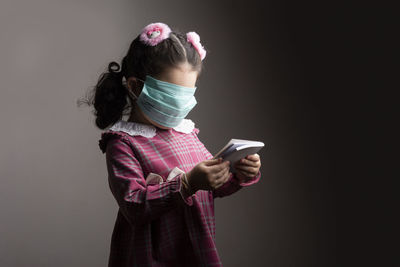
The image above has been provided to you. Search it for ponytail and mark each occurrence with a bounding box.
[93,61,128,129]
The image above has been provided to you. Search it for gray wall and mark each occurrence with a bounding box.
[0,0,336,266]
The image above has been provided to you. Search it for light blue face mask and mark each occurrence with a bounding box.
[130,75,197,128]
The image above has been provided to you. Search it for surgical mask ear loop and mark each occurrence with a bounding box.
[127,89,139,100]
[123,76,144,100]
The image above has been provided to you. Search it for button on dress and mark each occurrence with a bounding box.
[98,119,261,267]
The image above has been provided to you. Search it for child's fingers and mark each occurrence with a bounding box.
[211,164,230,188]
[214,170,231,189]
[208,159,230,173]
[204,158,223,165]
[214,163,229,177]
[235,164,257,175]
[237,168,254,178]
[246,154,260,162]
[237,158,259,167]
[217,165,230,180]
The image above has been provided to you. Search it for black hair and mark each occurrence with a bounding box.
[77,26,206,130]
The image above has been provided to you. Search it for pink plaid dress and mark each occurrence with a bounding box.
[99,119,261,267]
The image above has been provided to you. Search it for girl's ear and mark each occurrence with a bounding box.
[126,77,141,90]
[125,77,143,100]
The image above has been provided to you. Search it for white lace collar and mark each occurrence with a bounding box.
[108,118,195,138]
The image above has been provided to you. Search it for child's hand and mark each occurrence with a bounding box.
[186,158,231,193]
[234,153,261,183]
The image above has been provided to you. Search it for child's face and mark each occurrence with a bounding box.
[127,62,199,130]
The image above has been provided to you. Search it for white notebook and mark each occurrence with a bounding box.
[212,138,267,173]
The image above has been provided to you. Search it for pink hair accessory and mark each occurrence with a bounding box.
[139,22,172,46]
[186,31,206,61]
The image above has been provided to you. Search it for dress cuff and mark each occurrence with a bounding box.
[179,172,195,206]
[167,167,194,206]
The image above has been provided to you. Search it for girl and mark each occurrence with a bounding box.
[87,22,261,267]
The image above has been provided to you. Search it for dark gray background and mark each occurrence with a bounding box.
[0,0,361,266]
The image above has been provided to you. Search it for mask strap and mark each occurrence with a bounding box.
[123,76,144,100]
[127,90,139,100]
[136,77,145,83]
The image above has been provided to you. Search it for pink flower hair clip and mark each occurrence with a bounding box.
[186,31,206,61]
[139,22,172,46]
